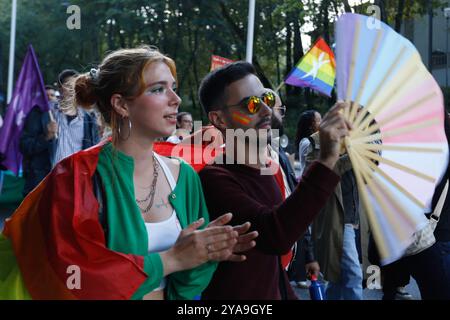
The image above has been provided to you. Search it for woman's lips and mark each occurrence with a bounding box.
[164,114,177,124]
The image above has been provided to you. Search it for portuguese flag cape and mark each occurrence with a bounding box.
[0,135,290,299]
[0,143,148,299]
[0,139,223,299]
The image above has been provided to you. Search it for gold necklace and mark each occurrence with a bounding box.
[135,154,159,213]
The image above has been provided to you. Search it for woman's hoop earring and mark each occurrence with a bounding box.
[118,117,132,140]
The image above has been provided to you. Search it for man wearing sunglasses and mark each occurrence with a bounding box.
[266,89,322,290]
[197,61,351,299]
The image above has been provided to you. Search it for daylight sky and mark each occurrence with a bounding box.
[300,0,373,51]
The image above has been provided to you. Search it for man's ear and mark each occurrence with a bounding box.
[208,110,228,132]
[110,94,129,118]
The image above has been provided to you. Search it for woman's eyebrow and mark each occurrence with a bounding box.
[146,81,168,87]
[146,80,177,87]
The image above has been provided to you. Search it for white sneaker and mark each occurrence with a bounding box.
[394,287,414,300]
[296,281,310,289]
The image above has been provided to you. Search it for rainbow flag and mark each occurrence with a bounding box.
[285,37,336,97]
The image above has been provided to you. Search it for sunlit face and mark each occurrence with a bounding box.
[179,114,193,132]
[274,93,282,109]
[312,112,322,133]
[222,74,273,134]
[126,62,181,139]
[46,89,57,102]
[270,90,284,128]
[60,77,76,99]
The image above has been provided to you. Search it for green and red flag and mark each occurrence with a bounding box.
[0,143,148,299]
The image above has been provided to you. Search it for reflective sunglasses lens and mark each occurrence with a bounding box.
[263,92,275,107]
[247,96,260,114]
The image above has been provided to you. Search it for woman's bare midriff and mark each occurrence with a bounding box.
[143,289,164,300]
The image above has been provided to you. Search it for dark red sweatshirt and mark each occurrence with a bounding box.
[199,160,340,300]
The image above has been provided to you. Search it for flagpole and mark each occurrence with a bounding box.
[48,110,58,139]
[275,82,284,93]
[245,0,255,63]
[7,0,17,104]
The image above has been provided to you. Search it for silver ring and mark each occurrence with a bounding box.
[206,244,212,254]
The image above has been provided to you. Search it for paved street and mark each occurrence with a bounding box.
[292,278,421,300]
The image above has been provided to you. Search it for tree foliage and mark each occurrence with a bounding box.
[0,0,447,144]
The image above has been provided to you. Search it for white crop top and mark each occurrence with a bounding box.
[145,211,181,253]
[145,153,182,292]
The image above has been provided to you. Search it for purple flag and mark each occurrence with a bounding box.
[0,45,48,174]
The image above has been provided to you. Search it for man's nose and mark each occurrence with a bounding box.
[259,101,272,117]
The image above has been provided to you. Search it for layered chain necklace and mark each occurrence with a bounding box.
[136,154,159,214]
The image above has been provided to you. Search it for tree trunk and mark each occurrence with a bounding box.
[0,39,3,114]
[427,0,433,71]
[218,0,272,88]
[107,21,114,50]
[116,3,126,48]
[172,0,183,61]
[252,58,273,88]
[178,19,193,93]
[285,13,292,96]
[269,11,281,86]
[188,78,198,115]
[331,0,341,16]
[321,0,331,44]
[118,25,126,48]
[404,0,414,20]
[158,1,167,53]
[192,29,201,102]
[343,0,352,13]
[374,0,387,23]
[0,40,3,92]
[293,11,304,96]
[293,17,303,67]
[395,0,406,32]
[90,13,100,62]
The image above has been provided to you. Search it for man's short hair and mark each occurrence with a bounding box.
[45,84,56,91]
[176,111,191,123]
[58,69,79,87]
[198,61,257,114]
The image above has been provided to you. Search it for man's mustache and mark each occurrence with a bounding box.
[256,117,272,127]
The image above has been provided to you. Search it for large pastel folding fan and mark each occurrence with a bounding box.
[335,13,449,265]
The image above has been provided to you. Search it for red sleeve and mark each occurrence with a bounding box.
[199,161,340,255]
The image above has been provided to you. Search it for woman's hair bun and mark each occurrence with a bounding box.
[74,73,98,108]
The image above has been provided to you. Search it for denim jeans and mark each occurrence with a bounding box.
[435,241,450,299]
[326,224,363,300]
[404,240,450,300]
